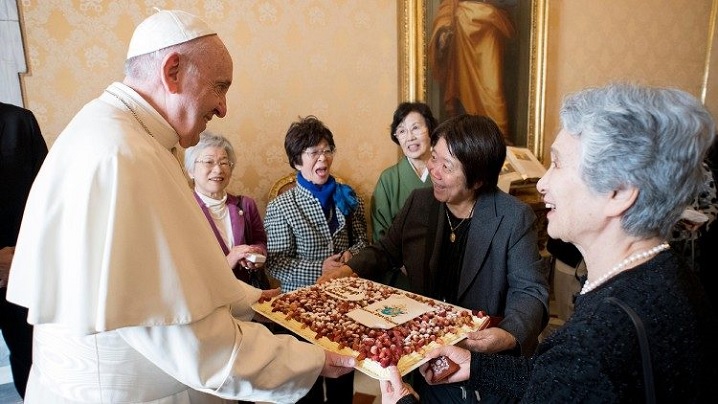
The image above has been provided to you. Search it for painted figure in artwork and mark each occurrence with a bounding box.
[429,0,515,139]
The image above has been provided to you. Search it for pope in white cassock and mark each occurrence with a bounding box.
[7,9,354,403]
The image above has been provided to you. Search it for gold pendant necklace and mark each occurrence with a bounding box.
[444,202,476,243]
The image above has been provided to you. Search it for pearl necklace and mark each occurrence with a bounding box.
[580,242,670,295]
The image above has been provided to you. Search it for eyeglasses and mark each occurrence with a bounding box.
[394,123,427,140]
[303,149,335,159]
[195,158,234,169]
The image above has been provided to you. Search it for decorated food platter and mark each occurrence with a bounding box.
[252,277,489,379]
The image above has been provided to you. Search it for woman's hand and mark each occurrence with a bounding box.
[321,253,344,274]
[317,264,355,284]
[380,366,418,404]
[458,327,518,353]
[227,245,264,270]
[321,250,352,272]
[418,345,471,385]
[339,250,353,264]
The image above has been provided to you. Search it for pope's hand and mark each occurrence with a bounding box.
[259,287,280,301]
[320,351,356,378]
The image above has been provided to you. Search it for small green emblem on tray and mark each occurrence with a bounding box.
[378,304,407,317]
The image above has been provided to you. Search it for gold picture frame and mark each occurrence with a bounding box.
[701,0,718,110]
[398,0,548,159]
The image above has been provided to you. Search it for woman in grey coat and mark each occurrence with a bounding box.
[321,114,550,404]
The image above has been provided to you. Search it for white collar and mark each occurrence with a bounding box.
[101,82,180,150]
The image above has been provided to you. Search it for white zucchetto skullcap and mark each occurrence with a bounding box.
[126,9,216,59]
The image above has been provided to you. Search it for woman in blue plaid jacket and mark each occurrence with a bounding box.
[264,115,368,403]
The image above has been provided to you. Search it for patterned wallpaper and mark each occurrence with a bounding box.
[18,0,400,219]
[16,0,717,219]
[542,0,715,162]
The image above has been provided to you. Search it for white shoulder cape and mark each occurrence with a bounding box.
[8,83,247,334]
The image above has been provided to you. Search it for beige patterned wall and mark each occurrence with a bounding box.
[17,0,717,219]
[18,0,400,220]
[543,0,715,162]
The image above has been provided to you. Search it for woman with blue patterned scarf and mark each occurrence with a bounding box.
[264,115,368,403]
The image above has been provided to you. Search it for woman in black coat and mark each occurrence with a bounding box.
[383,84,718,403]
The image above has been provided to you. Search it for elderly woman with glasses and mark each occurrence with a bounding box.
[372,102,438,243]
[264,115,368,404]
[320,114,549,404]
[184,132,272,290]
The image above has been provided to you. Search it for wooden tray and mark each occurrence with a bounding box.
[252,277,489,379]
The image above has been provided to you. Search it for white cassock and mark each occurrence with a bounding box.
[7,82,324,403]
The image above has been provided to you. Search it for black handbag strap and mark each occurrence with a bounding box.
[604,296,656,404]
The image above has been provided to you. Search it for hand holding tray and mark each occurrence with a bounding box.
[252,277,489,379]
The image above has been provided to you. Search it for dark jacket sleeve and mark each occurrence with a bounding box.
[347,189,427,283]
[0,103,48,247]
[397,394,420,404]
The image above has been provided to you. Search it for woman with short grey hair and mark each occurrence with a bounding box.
[185,131,272,291]
[382,83,718,403]
[183,131,237,174]
[559,84,712,238]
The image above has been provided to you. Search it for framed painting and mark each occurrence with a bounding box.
[398,0,548,158]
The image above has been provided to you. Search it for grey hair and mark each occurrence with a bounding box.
[124,36,213,82]
[560,83,716,239]
[183,131,237,175]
